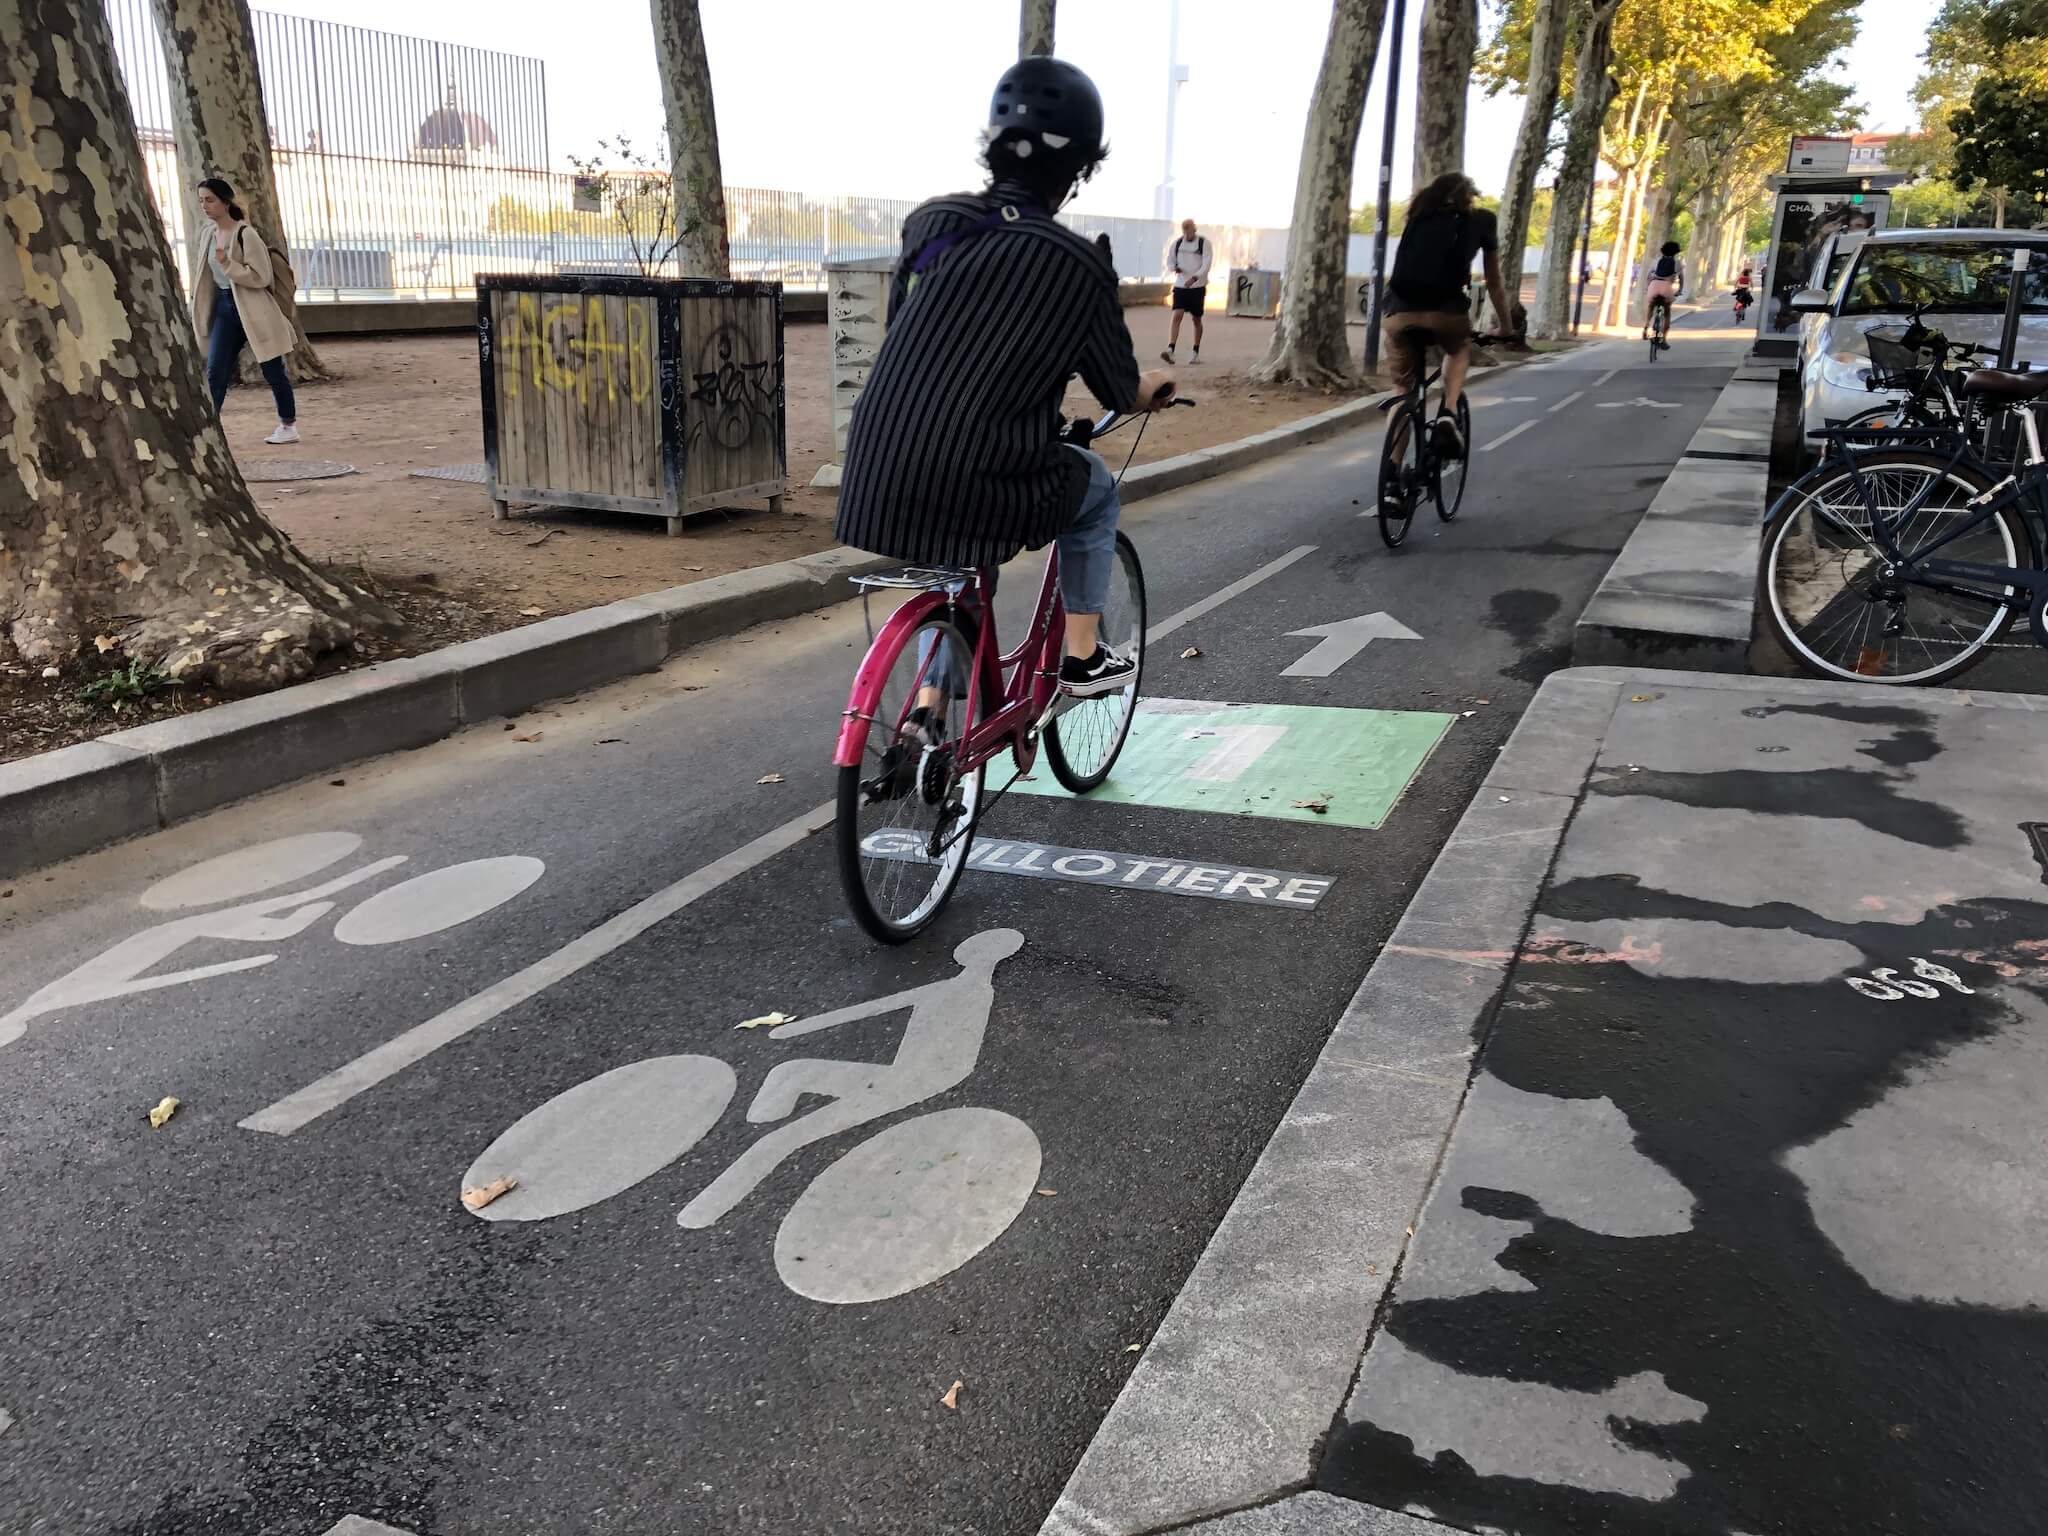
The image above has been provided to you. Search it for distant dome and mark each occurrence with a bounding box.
[416,86,498,154]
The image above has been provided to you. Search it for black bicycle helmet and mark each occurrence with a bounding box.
[986,56,1106,183]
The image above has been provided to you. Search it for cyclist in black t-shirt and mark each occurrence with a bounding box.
[1382,173,1517,460]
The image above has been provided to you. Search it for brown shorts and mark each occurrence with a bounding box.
[1381,309,1473,390]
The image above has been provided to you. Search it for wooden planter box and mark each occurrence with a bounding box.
[477,274,787,535]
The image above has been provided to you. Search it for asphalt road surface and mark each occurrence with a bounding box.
[0,311,1746,1536]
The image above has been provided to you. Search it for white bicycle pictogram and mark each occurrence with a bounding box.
[462,929,1040,1305]
[0,833,545,1049]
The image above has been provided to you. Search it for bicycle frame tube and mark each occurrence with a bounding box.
[831,550,1068,772]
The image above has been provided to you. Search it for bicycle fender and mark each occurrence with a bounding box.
[834,590,952,768]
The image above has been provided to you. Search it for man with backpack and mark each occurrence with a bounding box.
[1162,218,1212,364]
[1381,173,1517,460]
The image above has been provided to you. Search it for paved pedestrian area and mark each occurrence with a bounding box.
[1320,678,2048,1535]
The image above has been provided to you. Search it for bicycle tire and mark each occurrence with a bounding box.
[836,610,987,944]
[1378,399,1423,549]
[1045,532,1146,793]
[1758,450,2025,686]
[1434,395,1472,521]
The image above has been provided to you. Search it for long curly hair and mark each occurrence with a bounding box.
[1408,172,1479,224]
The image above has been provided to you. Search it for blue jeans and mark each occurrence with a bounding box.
[207,295,296,422]
[916,447,1122,699]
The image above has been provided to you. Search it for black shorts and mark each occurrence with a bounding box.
[1171,285,1206,316]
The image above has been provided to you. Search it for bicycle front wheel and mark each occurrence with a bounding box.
[1378,400,1424,549]
[836,611,987,943]
[1434,395,1472,521]
[1046,532,1146,792]
[1760,452,2023,685]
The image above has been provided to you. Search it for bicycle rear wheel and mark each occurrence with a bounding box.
[1046,532,1146,792]
[1378,400,1424,549]
[1434,395,1472,521]
[836,611,986,943]
[1759,452,2022,685]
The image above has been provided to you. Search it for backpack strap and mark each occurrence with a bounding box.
[907,201,1043,277]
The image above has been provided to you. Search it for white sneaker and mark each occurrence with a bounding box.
[264,423,300,445]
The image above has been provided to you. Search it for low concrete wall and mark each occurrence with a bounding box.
[1572,369,1777,670]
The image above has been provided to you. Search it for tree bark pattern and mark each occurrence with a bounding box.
[2,0,392,686]
[1251,0,1388,389]
[149,0,325,384]
[1492,0,1570,331]
[1412,0,1478,190]
[1019,0,1056,57]
[1529,0,1619,340]
[652,0,732,278]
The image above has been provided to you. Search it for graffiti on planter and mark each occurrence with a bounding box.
[688,324,779,452]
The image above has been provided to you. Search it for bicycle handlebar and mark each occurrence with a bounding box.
[1065,395,1195,448]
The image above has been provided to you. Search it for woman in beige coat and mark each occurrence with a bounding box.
[196,177,300,444]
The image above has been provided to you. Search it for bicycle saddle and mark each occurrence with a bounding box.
[1961,368,2048,401]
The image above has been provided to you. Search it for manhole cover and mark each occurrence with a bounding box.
[410,462,489,483]
[242,460,357,482]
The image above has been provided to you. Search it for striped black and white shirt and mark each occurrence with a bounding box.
[836,181,1141,570]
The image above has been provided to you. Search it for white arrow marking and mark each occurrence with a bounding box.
[1282,613,1422,677]
[1597,397,1681,409]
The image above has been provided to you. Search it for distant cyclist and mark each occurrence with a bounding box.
[1381,172,1517,461]
[835,57,1175,703]
[1733,263,1755,319]
[1643,241,1684,347]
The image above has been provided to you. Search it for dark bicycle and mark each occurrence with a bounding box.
[1758,365,2048,684]
[1375,329,1513,549]
[1648,295,1672,360]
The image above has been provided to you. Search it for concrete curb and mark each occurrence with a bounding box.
[1571,363,1777,670]
[1037,667,1626,1536]
[1034,662,2044,1536]
[0,374,1448,879]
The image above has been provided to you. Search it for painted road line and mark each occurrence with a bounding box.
[1281,612,1422,677]
[1592,367,1619,387]
[324,1520,417,1536]
[1010,698,1453,829]
[1480,419,1537,453]
[863,831,1335,909]
[1548,390,1585,414]
[241,801,837,1136]
[1146,545,1317,647]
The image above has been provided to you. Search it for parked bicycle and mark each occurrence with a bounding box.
[833,395,1191,942]
[1835,306,2004,442]
[1758,364,2048,684]
[1375,329,1513,549]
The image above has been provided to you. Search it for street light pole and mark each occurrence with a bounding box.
[1154,0,1188,223]
[1363,0,1409,373]
[1572,151,1598,335]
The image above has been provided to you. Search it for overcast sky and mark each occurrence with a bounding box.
[260,0,1941,229]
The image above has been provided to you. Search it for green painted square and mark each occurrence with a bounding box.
[1012,697,1454,829]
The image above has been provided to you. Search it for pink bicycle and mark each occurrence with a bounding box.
[833,401,1186,942]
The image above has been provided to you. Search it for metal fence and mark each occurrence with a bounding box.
[106,0,1290,301]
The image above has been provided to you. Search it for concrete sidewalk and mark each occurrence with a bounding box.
[1045,668,2048,1536]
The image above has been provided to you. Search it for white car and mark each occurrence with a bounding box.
[1796,229,1866,377]
[1792,227,2048,442]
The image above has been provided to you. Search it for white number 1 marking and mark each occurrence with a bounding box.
[1182,723,1288,783]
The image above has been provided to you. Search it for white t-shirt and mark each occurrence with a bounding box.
[1167,235,1212,288]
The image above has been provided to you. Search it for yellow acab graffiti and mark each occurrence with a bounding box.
[501,294,653,404]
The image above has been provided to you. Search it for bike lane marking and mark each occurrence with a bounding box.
[1480,419,1538,452]
[1008,698,1453,829]
[1548,390,1586,414]
[239,548,1325,1138]
[863,830,1335,908]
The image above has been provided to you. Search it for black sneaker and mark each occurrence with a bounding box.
[1160,348,1175,364]
[1431,413,1466,461]
[1059,646,1137,698]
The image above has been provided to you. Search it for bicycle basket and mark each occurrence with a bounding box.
[1864,325,1942,391]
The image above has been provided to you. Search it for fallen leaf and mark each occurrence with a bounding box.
[685,564,706,572]
[518,605,544,617]
[940,1380,963,1411]
[598,737,624,744]
[1291,797,1329,814]
[503,722,517,731]
[1630,693,1653,703]
[147,1096,180,1129]
[1036,1187,1058,1197]
[1179,646,1202,659]
[1474,698,1491,705]
[462,1176,517,1210]
[756,772,785,785]
[329,778,346,787]
[1123,1344,1142,1354]
[512,732,543,743]
[737,1010,797,1030]
[40,666,58,679]
[1498,794,1511,802]
[523,529,559,547]
[1461,710,1476,718]
[94,634,117,653]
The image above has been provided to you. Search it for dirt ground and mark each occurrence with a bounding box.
[221,305,1402,622]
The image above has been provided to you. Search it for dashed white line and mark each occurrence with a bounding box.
[1480,419,1538,452]
[1147,545,1318,645]
[1548,390,1586,414]
[1592,367,1619,388]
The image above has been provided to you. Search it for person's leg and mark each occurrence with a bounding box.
[1380,320,1420,458]
[205,301,240,414]
[1164,305,1184,359]
[260,357,296,426]
[1435,313,1475,411]
[1058,449,1120,660]
[1191,309,1204,358]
